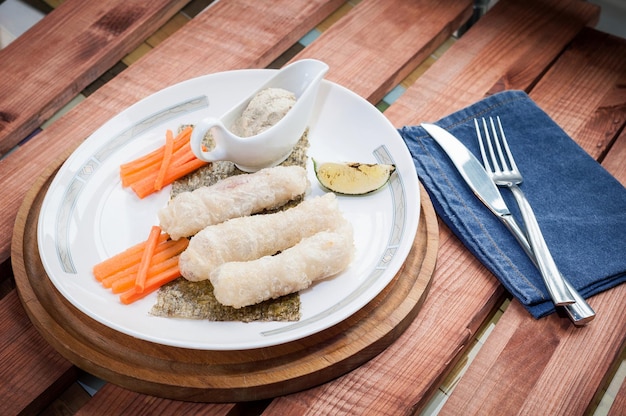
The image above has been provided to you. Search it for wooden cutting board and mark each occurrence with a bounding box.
[11,156,438,402]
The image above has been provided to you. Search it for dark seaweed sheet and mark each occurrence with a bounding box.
[151,278,300,322]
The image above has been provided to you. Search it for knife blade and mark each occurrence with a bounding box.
[420,123,594,325]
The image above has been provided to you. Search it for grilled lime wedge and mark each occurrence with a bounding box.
[313,160,396,195]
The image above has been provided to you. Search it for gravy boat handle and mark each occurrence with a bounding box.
[190,117,230,162]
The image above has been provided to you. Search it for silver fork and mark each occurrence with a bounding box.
[475,117,594,321]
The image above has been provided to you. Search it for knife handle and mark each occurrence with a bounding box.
[509,185,575,305]
[500,215,595,325]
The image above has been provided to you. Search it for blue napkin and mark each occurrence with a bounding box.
[399,90,626,318]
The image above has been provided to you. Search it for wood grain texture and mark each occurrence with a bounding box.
[0,0,189,155]
[74,384,238,416]
[439,27,626,415]
[0,0,344,266]
[441,290,626,415]
[0,290,78,415]
[383,0,600,127]
[11,157,437,402]
[529,28,626,161]
[291,0,474,104]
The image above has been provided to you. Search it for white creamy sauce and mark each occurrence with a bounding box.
[230,87,296,137]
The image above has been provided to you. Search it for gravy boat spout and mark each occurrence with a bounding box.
[190,59,329,172]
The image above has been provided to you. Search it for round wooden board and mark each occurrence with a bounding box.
[11,158,439,403]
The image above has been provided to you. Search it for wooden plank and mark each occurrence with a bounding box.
[74,384,237,415]
[440,27,626,415]
[291,0,474,104]
[0,0,345,266]
[441,290,626,415]
[529,28,626,161]
[0,0,190,155]
[383,0,600,126]
[0,291,78,415]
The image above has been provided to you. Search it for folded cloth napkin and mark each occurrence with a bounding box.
[399,90,626,318]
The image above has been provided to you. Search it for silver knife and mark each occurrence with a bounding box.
[421,123,595,325]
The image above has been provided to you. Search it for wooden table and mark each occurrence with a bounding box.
[1,0,625,414]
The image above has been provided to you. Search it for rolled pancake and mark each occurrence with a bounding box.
[158,165,308,240]
[179,193,344,282]
[211,225,354,308]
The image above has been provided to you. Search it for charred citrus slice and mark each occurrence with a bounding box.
[313,160,396,195]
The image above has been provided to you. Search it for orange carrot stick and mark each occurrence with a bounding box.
[100,238,189,288]
[111,256,181,294]
[122,128,191,170]
[93,233,169,281]
[119,141,196,187]
[119,265,182,305]
[120,127,192,179]
[130,158,207,199]
[119,141,182,184]
[135,225,162,293]
[154,130,175,191]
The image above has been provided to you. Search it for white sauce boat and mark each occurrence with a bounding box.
[190,59,329,172]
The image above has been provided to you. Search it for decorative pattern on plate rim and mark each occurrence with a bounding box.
[54,97,208,273]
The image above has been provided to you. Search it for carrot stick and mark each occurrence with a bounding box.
[111,256,180,294]
[100,238,189,288]
[119,265,182,305]
[154,130,175,191]
[130,158,207,199]
[119,141,196,187]
[93,233,169,281]
[134,226,162,293]
[120,127,192,178]
[119,139,184,184]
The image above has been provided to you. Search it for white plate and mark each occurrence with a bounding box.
[37,69,420,350]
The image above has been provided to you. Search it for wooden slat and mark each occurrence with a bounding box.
[383,0,600,125]
[529,28,626,161]
[291,0,473,104]
[74,384,237,415]
[0,0,190,155]
[442,290,626,415]
[0,0,345,266]
[263,1,599,414]
[0,291,78,415]
[440,27,626,415]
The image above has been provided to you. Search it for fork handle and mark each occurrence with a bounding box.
[509,185,576,305]
[500,214,595,325]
